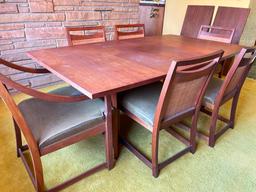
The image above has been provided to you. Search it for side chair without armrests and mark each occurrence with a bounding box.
[0,58,114,192]
[197,25,235,78]
[115,24,145,40]
[65,26,106,46]
[212,6,250,76]
[118,50,224,177]
[200,47,256,147]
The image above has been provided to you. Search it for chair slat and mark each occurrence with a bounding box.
[115,24,145,40]
[66,26,106,46]
[197,25,235,43]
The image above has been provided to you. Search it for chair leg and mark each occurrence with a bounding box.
[13,119,22,157]
[29,151,44,192]
[190,114,198,154]
[208,107,219,148]
[229,93,240,129]
[218,62,224,78]
[152,131,159,178]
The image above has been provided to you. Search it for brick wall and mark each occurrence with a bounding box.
[0,0,140,90]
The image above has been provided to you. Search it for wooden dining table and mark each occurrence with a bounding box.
[27,34,242,168]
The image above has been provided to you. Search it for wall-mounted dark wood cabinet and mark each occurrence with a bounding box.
[139,4,165,36]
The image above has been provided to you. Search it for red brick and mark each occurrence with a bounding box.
[1,52,30,62]
[0,24,25,31]
[66,11,101,21]
[29,0,54,13]
[0,4,18,13]
[14,39,56,48]
[63,21,99,27]
[0,40,13,45]
[25,22,62,28]
[5,0,27,2]
[0,13,65,23]
[0,30,25,39]
[54,6,74,11]
[53,0,80,6]
[0,44,14,51]
[56,39,68,47]
[18,6,30,13]
[26,27,66,40]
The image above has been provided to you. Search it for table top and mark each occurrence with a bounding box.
[28,35,242,99]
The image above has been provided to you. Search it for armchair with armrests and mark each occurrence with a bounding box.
[0,58,114,192]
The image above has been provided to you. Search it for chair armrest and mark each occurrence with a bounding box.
[0,58,50,74]
[0,74,89,103]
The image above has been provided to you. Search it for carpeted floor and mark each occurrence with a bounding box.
[1,79,256,192]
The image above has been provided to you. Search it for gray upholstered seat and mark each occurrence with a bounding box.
[18,86,105,149]
[119,82,163,131]
[50,85,83,96]
[203,77,223,105]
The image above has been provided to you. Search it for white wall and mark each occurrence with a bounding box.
[163,0,251,35]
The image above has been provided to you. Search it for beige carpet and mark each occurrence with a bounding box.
[0,79,256,192]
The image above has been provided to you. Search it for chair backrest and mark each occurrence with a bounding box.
[181,5,215,38]
[219,47,256,102]
[213,7,250,44]
[197,25,235,43]
[153,50,224,130]
[115,24,145,40]
[65,26,106,46]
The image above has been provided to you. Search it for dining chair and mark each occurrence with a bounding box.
[200,47,256,147]
[0,58,82,96]
[213,7,250,44]
[213,7,250,77]
[0,58,114,192]
[65,26,106,46]
[115,24,145,40]
[118,50,223,177]
[197,25,235,77]
[181,5,215,38]
[197,25,235,44]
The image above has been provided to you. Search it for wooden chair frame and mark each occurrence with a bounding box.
[119,50,223,177]
[115,24,145,40]
[199,47,256,147]
[197,25,235,44]
[0,58,114,192]
[197,25,235,78]
[65,26,106,46]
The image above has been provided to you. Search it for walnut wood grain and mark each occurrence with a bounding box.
[181,5,214,38]
[27,35,242,100]
[213,7,250,44]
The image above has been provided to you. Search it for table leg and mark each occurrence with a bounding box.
[104,95,115,169]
